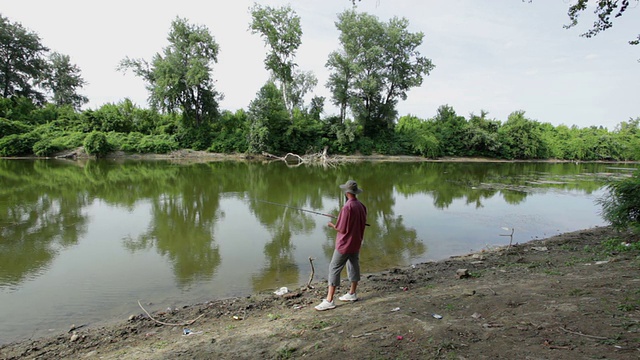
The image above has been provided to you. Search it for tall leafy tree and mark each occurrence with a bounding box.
[431,105,468,157]
[44,52,88,109]
[119,17,221,127]
[0,15,49,103]
[286,69,317,112]
[247,82,289,154]
[329,10,434,137]
[325,50,352,123]
[249,4,303,119]
[498,111,548,159]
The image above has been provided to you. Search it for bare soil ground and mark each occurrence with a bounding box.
[1,226,639,360]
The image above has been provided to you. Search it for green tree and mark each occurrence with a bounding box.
[598,170,640,233]
[326,50,353,123]
[498,111,547,159]
[395,114,440,157]
[43,52,88,109]
[0,15,49,104]
[83,130,110,157]
[329,10,434,137]
[119,17,221,128]
[431,105,468,157]
[250,4,303,119]
[247,82,289,154]
[286,69,318,113]
[465,110,501,157]
[614,117,640,160]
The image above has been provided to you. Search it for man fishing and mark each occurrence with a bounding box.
[315,180,368,311]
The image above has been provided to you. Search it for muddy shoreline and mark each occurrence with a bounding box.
[1,225,638,359]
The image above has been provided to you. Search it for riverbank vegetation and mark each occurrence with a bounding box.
[1,9,639,161]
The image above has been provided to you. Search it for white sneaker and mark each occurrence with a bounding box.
[338,292,358,302]
[314,299,336,311]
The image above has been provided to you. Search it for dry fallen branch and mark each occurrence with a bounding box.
[351,326,386,338]
[560,326,608,340]
[306,257,315,289]
[137,300,205,327]
[262,148,342,167]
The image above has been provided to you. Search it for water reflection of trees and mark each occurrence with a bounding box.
[122,164,224,287]
[393,162,610,209]
[246,163,333,292]
[0,160,88,287]
[318,163,426,270]
[0,159,618,291]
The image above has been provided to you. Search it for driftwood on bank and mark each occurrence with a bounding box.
[263,146,353,167]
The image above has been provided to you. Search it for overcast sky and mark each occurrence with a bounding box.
[3,0,639,129]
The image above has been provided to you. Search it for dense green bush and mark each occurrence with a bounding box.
[0,118,32,138]
[175,125,213,151]
[354,136,374,155]
[0,132,40,156]
[106,132,177,154]
[137,134,178,154]
[209,130,248,153]
[107,132,143,152]
[0,97,37,122]
[57,131,86,149]
[84,131,110,157]
[33,138,64,157]
[598,170,640,234]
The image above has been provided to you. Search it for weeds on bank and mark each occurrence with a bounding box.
[152,340,170,349]
[295,319,335,331]
[276,346,296,359]
[598,334,623,346]
[435,338,458,358]
[601,237,640,253]
[568,288,589,297]
[617,296,640,312]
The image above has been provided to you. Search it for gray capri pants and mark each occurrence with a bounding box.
[328,249,360,287]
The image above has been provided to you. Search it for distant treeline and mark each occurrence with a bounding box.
[1,97,639,161]
[1,10,639,161]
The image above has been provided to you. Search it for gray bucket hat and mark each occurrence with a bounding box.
[339,180,363,194]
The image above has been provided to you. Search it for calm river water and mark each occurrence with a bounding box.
[0,159,636,344]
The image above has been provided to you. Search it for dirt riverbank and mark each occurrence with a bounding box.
[1,226,638,359]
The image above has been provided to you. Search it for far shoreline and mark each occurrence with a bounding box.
[3,148,640,164]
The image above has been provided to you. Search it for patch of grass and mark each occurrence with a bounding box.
[444,303,456,311]
[598,334,622,346]
[267,313,282,321]
[568,288,588,297]
[295,320,334,330]
[618,297,640,312]
[601,237,640,253]
[436,339,458,357]
[225,324,236,331]
[276,346,296,359]
[153,340,170,349]
[559,244,578,251]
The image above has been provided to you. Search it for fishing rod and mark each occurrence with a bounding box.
[256,199,370,226]
[256,199,337,219]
